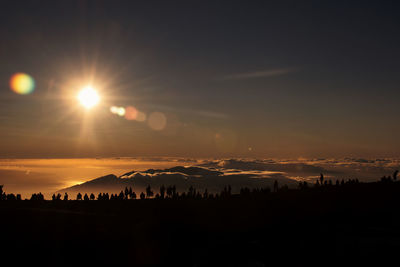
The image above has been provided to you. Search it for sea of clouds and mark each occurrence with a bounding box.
[0,157,399,198]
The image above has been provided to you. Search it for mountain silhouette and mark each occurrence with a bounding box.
[58,165,297,196]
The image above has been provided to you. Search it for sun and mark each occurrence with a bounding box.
[77,86,100,109]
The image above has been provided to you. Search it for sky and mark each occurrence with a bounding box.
[1,0,400,158]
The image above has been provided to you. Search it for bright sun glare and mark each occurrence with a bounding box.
[77,86,100,109]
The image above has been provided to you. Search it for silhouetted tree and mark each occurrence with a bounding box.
[30,192,44,201]
[166,186,173,198]
[160,185,165,199]
[131,191,136,199]
[77,193,82,200]
[146,185,153,198]
[240,187,251,196]
[188,186,195,198]
[0,185,4,200]
[394,170,399,181]
[84,193,89,201]
[170,185,177,199]
[298,182,303,189]
[124,187,129,199]
[381,176,391,183]
[140,192,145,200]
[262,187,271,194]
[299,181,309,190]
[90,193,95,200]
[64,192,68,201]
[273,180,279,192]
[320,173,324,185]
[128,187,133,199]
[203,189,209,199]
[280,184,289,191]
[6,193,16,201]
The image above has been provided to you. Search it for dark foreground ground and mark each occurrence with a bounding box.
[2,182,400,266]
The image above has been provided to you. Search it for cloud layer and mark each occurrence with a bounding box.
[1,158,399,198]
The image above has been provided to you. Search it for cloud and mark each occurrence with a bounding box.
[198,159,331,175]
[221,68,294,80]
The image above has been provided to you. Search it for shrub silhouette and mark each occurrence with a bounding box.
[77,193,82,200]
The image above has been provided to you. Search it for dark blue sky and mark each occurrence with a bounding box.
[1,0,399,158]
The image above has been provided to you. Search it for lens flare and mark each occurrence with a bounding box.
[136,111,147,122]
[110,106,119,114]
[117,107,126,116]
[110,106,125,116]
[110,105,147,122]
[148,112,167,131]
[125,106,138,120]
[9,73,35,95]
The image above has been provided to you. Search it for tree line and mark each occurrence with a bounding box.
[0,170,398,201]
